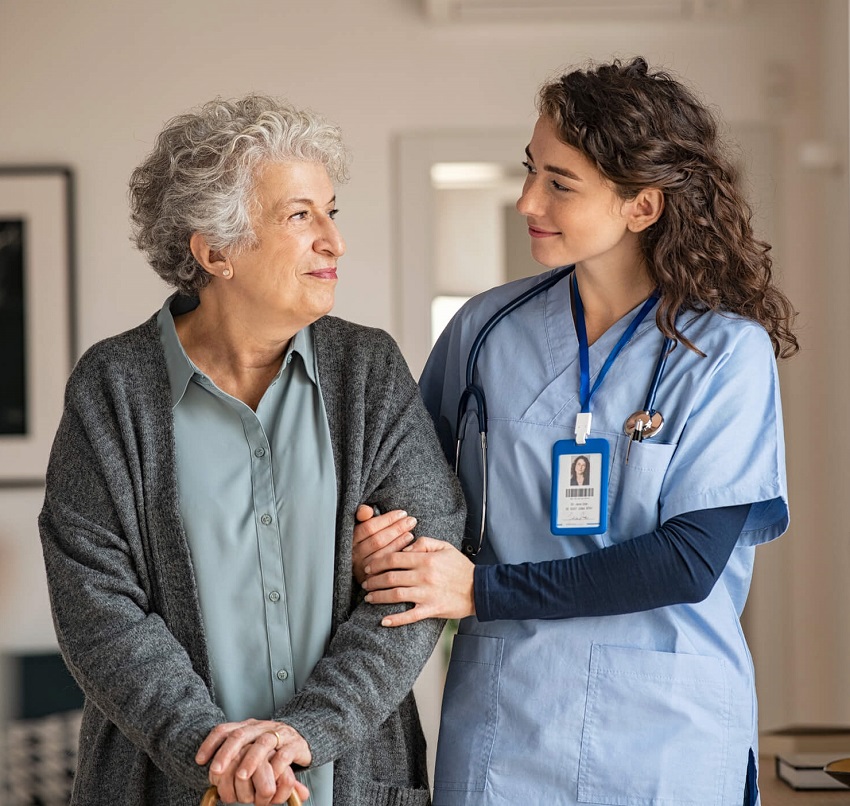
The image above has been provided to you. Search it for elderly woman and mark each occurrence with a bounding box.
[38,95,464,806]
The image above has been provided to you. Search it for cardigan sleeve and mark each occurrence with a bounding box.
[38,352,222,792]
[274,324,467,766]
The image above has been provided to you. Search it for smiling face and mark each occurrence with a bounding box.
[226,160,345,331]
[516,116,643,275]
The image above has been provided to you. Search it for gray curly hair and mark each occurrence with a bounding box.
[129,94,349,295]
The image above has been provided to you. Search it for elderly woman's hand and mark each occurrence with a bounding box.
[196,719,311,805]
[352,505,418,585]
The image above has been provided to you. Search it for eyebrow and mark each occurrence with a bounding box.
[525,146,582,181]
[278,195,337,208]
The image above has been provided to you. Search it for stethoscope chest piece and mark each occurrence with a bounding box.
[623,409,664,440]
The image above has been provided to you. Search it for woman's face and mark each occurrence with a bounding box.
[226,160,345,330]
[516,116,640,274]
[575,457,587,475]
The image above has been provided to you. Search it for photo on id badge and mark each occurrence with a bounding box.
[551,438,609,535]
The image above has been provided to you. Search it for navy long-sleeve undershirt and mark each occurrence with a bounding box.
[473,504,751,621]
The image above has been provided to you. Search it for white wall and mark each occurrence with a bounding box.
[0,0,847,771]
[756,0,850,728]
[435,184,521,295]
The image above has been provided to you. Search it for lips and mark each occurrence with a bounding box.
[527,225,559,238]
[308,268,338,280]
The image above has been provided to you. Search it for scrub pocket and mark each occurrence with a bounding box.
[577,644,730,805]
[608,438,676,543]
[434,633,504,793]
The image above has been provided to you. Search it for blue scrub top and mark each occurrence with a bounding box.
[421,269,788,806]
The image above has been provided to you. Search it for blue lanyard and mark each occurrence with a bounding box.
[572,272,658,413]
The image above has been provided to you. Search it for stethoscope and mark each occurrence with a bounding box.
[455,265,675,557]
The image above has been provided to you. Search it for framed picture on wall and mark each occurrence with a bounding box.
[0,167,76,487]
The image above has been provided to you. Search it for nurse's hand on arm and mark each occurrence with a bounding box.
[358,505,750,626]
[357,529,476,626]
[196,719,311,806]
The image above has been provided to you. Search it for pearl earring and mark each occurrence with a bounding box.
[222,268,232,278]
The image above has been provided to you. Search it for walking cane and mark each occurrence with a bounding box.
[201,785,302,805]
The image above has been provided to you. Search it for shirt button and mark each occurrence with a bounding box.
[276,669,289,681]
[268,591,281,602]
[254,447,266,458]
[260,514,273,525]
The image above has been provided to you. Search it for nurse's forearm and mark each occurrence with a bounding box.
[473,504,751,621]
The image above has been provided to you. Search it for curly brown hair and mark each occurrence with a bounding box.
[538,57,798,358]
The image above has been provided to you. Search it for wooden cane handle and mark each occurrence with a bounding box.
[202,785,302,806]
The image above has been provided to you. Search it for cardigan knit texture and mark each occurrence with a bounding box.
[39,309,466,806]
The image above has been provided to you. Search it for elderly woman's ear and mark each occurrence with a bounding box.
[190,232,232,279]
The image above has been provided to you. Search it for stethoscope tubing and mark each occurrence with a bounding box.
[464,266,575,390]
[455,266,573,555]
[643,335,674,414]
[456,265,575,438]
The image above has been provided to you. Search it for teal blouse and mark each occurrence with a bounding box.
[158,295,335,805]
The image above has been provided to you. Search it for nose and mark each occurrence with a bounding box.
[516,175,539,217]
[317,217,346,258]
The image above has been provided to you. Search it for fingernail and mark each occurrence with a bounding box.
[407,517,417,528]
[364,593,373,602]
[382,618,393,627]
[405,533,415,543]
[399,510,407,518]
[364,565,371,575]
[211,764,222,773]
[238,769,249,780]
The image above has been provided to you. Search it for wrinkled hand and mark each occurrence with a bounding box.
[353,505,418,585]
[196,719,311,805]
[361,537,476,626]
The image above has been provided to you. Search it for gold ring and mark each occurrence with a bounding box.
[269,728,283,750]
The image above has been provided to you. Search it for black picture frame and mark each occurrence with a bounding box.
[0,166,76,487]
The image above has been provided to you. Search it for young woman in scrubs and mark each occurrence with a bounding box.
[355,57,798,806]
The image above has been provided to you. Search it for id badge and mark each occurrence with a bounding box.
[551,438,609,535]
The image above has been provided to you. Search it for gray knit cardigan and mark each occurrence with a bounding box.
[38,311,466,806]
